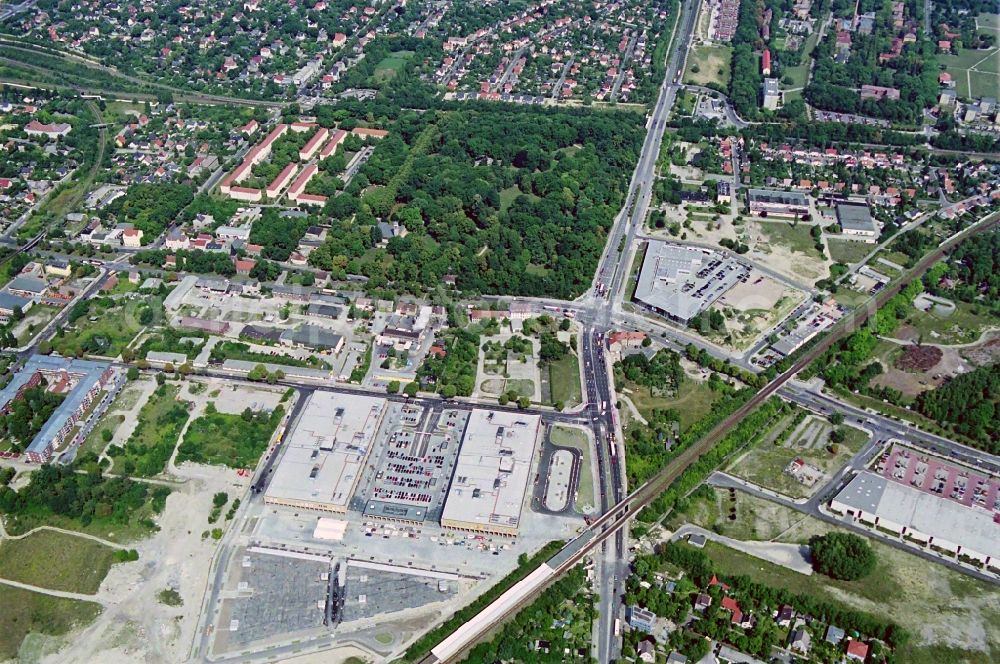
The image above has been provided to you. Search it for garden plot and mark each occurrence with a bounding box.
[476,333,541,402]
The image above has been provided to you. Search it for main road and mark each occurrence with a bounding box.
[580,0,702,659]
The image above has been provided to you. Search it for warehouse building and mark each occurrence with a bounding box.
[830,471,1000,570]
[439,409,541,537]
[835,202,878,242]
[633,241,749,324]
[264,392,387,513]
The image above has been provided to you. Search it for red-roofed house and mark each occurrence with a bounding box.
[234,258,256,275]
[351,126,389,139]
[762,48,771,75]
[721,596,743,625]
[846,639,869,661]
[122,228,143,248]
[24,120,72,138]
[608,330,646,349]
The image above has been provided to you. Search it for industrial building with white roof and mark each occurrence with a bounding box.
[634,241,749,324]
[439,409,541,537]
[264,392,388,513]
[831,471,1000,570]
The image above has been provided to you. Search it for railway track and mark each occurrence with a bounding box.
[425,208,1000,663]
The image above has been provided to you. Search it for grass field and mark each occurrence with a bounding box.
[550,425,595,512]
[700,526,1000,664]
[826,237,873,264]
[0,530,119,594]
[683,44,731,87]
[0,586,102,661]
[758,221,824,258]
[624,377,722,432]
[548,353,582,407]
[371,50,414,84]
[940,45,1000,99]
[176,403,282,468]
[978,12,1000,29]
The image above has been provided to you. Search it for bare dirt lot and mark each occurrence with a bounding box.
[33,465,253,664]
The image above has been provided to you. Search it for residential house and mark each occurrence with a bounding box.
[122,227,143,247]
[789,628,811,655]
[637,640,656,663]
[846,639,870,662]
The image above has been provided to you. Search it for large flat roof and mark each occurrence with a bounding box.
[440,409,540,533]
[265,392,387,512]
[835,471,1000,561]
[634,241,748,323]
[747,188,808,205]
[836,203,877,232]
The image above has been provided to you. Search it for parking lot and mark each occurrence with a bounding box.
[341,562,458,623]
[353,404,469,523]
[216,549,333,650]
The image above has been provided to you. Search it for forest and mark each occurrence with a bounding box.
[106,183,194,240]
[0,463,169,531]
[308,106,645,299]
[249,209,310,262]
[922,229,1000,312]
[916,363,999,449]
[805,0,938,124]
[729,0,765,118]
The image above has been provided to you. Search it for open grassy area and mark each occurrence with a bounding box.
[898,299,995,345]
[978,12,1000,29]
[549,425,595,513]
[781,26,822,94]
[728,414,869,498]
[547,352,582,407]
[758,221,823,258]
[0,586,102,661]
[498,185,540,214]
[700,522,1000,664]
[940,45,1000,99]
[52,295,160,358]
[14,304,61,345]
[624,378,721,432]
[371,50,414,84]
[0,530,119,594]
[826,237,873,264]
[176,403,283,468]
[110,383,188,476]
[683,44,731,87]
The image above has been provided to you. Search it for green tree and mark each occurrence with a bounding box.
[810,533,876,580]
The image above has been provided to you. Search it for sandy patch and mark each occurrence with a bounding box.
[40,464,252,664]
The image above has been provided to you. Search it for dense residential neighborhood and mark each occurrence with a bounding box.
[0,0,997,662]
